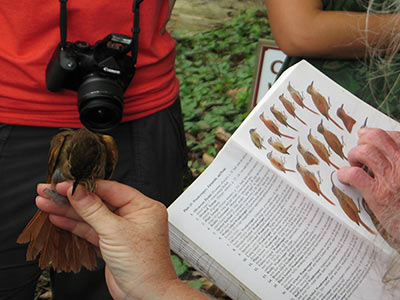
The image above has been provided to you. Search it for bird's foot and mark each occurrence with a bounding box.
[43,188,69,205]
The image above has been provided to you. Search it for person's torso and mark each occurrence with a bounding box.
[0,0,179,127]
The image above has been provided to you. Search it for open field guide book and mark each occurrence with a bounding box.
[168,60,400,300]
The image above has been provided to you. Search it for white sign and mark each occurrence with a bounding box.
[250,40,287,108]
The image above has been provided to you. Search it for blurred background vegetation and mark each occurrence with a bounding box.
[173,6,272,178]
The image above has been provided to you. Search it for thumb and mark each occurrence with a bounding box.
[67,185,120,237]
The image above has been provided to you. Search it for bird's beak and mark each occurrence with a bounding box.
[72,180,79,195]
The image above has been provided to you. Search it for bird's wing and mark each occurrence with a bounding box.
[47,131,71,182]
[99,134,119,179]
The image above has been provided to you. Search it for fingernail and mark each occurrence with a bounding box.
[37,183,47,189]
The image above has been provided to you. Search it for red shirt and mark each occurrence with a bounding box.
[0,0,179,127]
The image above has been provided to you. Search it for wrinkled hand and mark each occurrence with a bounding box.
[338,128,400,242]
[36,180,178,300]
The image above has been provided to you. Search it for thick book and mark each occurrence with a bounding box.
[168,60,400,300]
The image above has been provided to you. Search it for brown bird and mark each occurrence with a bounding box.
[296,158,335,205]
[267,137,292,155]
[330,172,375,234]
[297,137,319,165]
[278,94,307,125]
[259,112,295,139]
[270,105,298,131]
[317,120,348,160]
[336,104,356,133]
[287,82,318,115]
[307,129,340,170]
[17,128,118,273]
[362,200,400,257]
[267,152,295,173]
[306,82,344,130]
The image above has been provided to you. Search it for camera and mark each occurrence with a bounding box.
[46,33,136,132]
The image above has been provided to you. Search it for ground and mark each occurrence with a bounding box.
[168,0,265,38]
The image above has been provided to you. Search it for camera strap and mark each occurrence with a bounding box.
[131,0,144,67]
[57,0,144,63]
[59,0,68,48]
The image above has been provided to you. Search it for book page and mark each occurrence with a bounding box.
[168,61,400,299]
[234,60,400,246]
[169,223,261,300]
[169,138,398,299]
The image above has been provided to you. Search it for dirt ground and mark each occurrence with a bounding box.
[168,0,265,38]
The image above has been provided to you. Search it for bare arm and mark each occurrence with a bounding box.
[265,0,400,59]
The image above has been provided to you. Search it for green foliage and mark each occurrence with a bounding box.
[188,280,203,290]
[175,8,272,173]
[171,254,189,276]
[171,255,204,290]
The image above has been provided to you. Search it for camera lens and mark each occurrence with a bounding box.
[77,76,124,133]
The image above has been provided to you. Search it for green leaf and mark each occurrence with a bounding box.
[171,255,188,277]
[188,279,203,290]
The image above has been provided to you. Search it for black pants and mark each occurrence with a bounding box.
[0,99,187,300]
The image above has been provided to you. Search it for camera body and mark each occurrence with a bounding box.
[46,33,136,132]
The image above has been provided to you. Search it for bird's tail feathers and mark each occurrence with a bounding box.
[17,209,98,273]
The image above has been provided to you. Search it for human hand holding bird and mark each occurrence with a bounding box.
[17,128,118,272]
